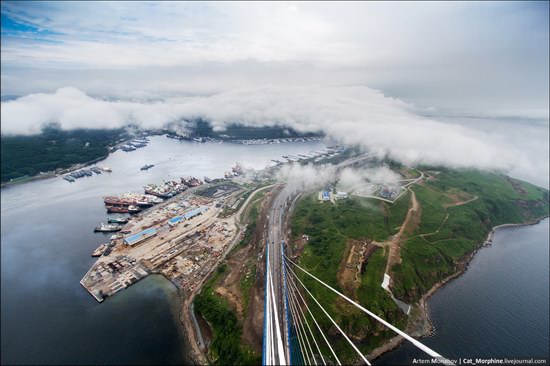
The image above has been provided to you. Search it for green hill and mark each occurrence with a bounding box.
[289,168,549,362]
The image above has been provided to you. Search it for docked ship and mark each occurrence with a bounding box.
[144,180,187,198]
[106,205,132,213]
[63,175,76,182]
[107,217,129,224]
[181,176,203,188]
[121,144,136,152]
[103,193,159,213]
[204,176,212,183]
[90,167,102,174]
[94,223,123,232]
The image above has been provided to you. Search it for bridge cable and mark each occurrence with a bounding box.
[286,277,317,365]
[286,269,340,365]
[286,280,313,365]
[287,274,326,365]
[268,265,288,365]
[285,255,454,366]
[285,261,372,365]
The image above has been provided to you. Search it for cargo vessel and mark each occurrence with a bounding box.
[144,180,187,198]
[103,193,159,213]
[107,217,130,224]
[94,223,123,232]
[181,176,203,188]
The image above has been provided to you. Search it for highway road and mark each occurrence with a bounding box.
[265,183,293,364]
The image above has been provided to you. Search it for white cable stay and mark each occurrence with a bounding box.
[284,255,455,366]
[265,259,273,365]
[281,241,293,364]
[287,279,312,365]
[285,262,372,366]
[287,277,317,365]
[269,266,288,365]
[286,270,340,365]
[287,274,326,365]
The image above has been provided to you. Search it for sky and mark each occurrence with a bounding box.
[0,1,549,187]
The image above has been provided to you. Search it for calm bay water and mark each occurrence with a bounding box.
[0,136,327,365]
[375,218,550,365]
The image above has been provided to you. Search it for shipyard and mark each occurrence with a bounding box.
[80,140,349,303]
[81,167,266,303]
[81,180,266,302]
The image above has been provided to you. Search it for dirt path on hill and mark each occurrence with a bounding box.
[384,189,421,278]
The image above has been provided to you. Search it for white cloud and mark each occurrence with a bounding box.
[1,2,548,115]
[1,85,548,188]
[276,163,337,194]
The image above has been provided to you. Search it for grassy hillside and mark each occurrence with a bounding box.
[290,192,411,362]
[1,127,125,182]
[194,264,260,365]
[391,169,549,302]
[289,168,548,362]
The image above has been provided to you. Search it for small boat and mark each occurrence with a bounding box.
[140,164,154,171]
[90,167,102,174]
[99,166,112,172]
[204,176,212,183]
[128,205,141,214]
[94,223,123,232]
[91,243,109,257]
[63,175,76,182]
[107,217,129,224]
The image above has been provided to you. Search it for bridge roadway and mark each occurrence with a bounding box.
[264,152,376,364]
[266,183,293,364]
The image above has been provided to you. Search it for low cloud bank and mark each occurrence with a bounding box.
[1,85,548,187]
[276,164,406,196]
[337,167,401,191]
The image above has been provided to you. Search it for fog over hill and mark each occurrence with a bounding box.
[1,85,548,188]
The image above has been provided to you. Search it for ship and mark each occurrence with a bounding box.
[107,217,130,224]
[70,171,86,179]
[128,205,141,214]
[91,243,109,257]
[63,175,76,182]
[94,223,123,232]
[90,167,102,174]
[121,144,136,152]
[99,166,112,172]
[135,198,153,207]
[181,176,203,188]
[106,205,131,213]
[140,164,154,171]
[144,180,187,198]
[104,196,135,206]
[204,176,212,183]
[103,193,160,212]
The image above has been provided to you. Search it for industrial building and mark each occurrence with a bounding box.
[124,228,157,246]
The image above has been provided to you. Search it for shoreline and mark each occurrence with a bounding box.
[368,215,549,362]
[0,153,110,189]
